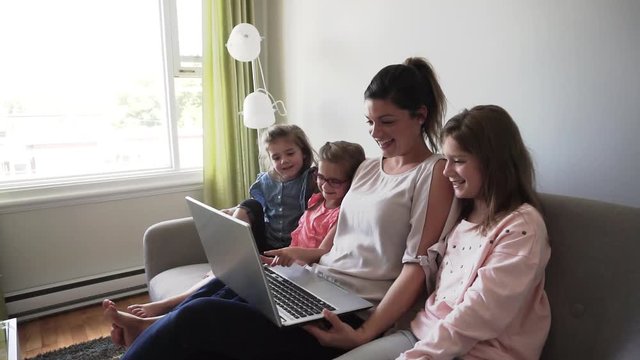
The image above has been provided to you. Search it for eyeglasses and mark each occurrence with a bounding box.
[316,173,349,188]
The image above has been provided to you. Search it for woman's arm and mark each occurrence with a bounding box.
[306,160,455,349]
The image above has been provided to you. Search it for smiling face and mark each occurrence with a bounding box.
[365,99,425,159]
[267,137,305,181]
[316,160,350,207]
[442,136,484,201]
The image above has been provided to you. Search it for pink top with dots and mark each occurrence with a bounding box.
[400,204,551,360]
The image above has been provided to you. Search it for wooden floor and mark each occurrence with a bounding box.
[17,293,150,359]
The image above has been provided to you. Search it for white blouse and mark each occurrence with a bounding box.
[312,155,456,304]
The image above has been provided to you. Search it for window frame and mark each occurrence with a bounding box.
[0,0,203,212]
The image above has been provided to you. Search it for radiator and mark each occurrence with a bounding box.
[4,267,147,321]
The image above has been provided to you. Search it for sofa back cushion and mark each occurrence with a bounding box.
[539,193,640,359]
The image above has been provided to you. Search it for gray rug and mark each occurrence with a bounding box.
[25,337,125,360]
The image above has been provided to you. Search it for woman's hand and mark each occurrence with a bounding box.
[303,309,367,350]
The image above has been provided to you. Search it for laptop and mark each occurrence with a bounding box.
[185,196,373,327]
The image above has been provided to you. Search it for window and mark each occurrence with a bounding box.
[0,0,202,204]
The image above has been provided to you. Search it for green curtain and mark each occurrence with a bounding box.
[202,0,259,207]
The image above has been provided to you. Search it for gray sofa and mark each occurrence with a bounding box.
[143,193,640,359]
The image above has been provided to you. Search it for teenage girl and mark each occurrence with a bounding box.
[335,105,551,360]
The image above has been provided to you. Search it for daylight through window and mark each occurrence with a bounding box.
[0,0,203,190]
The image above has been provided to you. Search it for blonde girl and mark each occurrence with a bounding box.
[226,123,317,252]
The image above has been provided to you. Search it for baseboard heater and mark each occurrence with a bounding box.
[5,267,147,321]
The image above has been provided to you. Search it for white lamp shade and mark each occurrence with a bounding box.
[243,91,275,129]
[226,23,261,62]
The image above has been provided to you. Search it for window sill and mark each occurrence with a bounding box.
[0,170,203,214]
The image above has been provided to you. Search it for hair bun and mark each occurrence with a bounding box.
[403,57,427,71]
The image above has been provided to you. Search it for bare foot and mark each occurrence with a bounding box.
[127,301,173,318]
[102,300,125,346]
[102,298,156,347]
[110,324,125,346]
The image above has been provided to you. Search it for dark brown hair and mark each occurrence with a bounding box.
[364,57,446,151]
[442,105,540,232]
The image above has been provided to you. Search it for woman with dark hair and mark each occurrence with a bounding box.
[107,58,458,360]
[336,105,551,360]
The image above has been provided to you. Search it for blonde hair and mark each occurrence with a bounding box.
[260,124,317,174]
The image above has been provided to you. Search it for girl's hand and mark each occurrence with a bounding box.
[303,309,367,350]
[259,254,275,265]
[263,248,299,266]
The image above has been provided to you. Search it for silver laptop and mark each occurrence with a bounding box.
[185,196,372,327]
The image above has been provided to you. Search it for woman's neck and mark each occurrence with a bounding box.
[383,143,432,174]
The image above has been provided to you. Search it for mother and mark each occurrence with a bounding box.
[111,57,457,359]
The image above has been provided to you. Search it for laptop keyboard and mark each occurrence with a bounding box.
[263,267,336,319]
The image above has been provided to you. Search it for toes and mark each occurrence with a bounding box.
[102,299,115,309]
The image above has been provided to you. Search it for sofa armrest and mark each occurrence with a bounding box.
[143,217,207,284]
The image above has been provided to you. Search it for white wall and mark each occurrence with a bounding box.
[0,189,200,294]
[262,0,640,207]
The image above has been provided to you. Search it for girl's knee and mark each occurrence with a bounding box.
[237,199,263,222]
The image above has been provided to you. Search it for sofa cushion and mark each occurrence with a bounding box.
[540,193,640,359]
[148,263,211,302]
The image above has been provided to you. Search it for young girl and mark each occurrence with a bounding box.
[262,140,366,266]
[106,140,365,342]
[124,124,317,319]
[228,123,318,252]
[335,105,551,360]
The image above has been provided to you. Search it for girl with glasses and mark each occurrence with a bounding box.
[263,141,366,266]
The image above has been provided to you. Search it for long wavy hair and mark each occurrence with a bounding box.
[442,105,540,232]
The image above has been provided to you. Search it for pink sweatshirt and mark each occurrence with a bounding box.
[400,204,551,360]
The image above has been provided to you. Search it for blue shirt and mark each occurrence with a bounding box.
[249,167,315,249]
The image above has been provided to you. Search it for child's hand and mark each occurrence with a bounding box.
[259,254,275,265]
[263,248,298,267]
